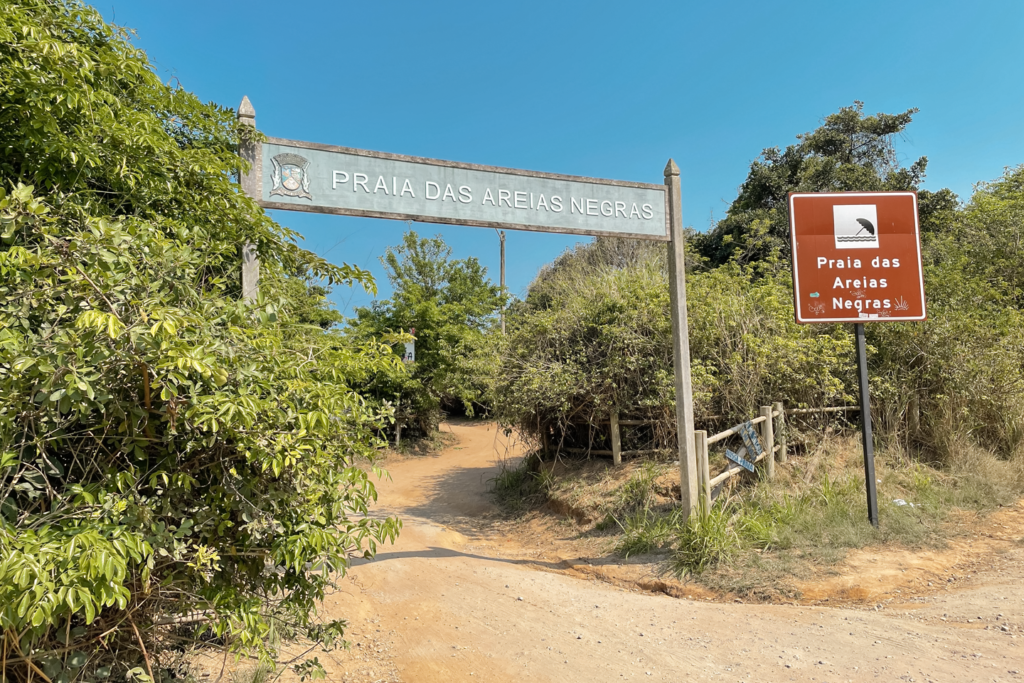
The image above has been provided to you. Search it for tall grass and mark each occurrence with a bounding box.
[488,456,552,514]
[609,463,674,557]
[615,507,684,558]
[673,503,739,575]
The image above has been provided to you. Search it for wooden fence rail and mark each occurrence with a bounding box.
[786,406,860,415]
[707,445,783,488]
[561,447,655,459]
[706,415,768,445]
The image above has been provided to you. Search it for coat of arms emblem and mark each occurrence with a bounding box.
[270,153,313,200]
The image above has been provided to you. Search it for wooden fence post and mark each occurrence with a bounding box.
[774,401,787,464]
[695,430,710,508]
[908,390,920,438]
[760,405,775,479]
[610,411,622,466]
[394,397,402,448]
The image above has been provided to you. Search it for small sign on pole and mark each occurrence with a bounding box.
[789,192,927,527]
[402,328,415,364]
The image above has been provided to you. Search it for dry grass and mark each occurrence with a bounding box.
[497,432,1024,600]
[698,433,1024,596]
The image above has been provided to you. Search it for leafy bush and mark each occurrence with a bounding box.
[868,165,1024,458]
[0,2,399,678]
[491,242,852,450]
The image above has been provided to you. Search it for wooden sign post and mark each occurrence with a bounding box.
[665,160,698,514]
[236,98,699,518]
[237,96,260,302]
[789,191,927,526]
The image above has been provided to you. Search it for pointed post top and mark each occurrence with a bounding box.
[238,96,255,124]
[664,159,680,178]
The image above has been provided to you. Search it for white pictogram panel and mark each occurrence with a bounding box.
[833,204,879,249]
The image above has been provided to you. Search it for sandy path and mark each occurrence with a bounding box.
[315,421,1024,682]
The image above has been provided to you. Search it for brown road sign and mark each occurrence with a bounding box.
[789,192,926,324]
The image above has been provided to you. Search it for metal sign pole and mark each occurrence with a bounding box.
[665,160,697,517]
[855,323,879,527]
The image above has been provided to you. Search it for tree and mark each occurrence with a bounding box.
[696,102,953,267]
[350,231,503,434]
[948,165,1024,305]
[278,270,346,330]
[0,1,399,679]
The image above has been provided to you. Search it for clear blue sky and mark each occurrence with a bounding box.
[103,0,1024,316]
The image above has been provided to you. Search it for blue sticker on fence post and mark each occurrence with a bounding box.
[726,448,755,473]
[739,421,764,458]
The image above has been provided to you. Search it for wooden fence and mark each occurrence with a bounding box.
[696,404,862,506]
[543,403,862,507]
[556,416,664,464]
[694,403,783,507]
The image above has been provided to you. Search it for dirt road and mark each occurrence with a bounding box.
[312,421,1024,682]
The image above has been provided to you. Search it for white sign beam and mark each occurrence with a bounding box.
[259,138,669,241]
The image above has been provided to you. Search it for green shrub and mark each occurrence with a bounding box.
[868,169,1024,458]
[0,2,400,678]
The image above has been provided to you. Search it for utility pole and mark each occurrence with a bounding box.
[498,230,506,335]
